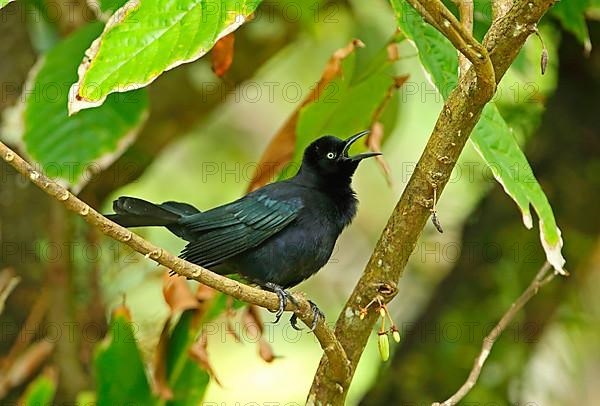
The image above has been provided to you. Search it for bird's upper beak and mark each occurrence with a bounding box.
[341,130,382,161]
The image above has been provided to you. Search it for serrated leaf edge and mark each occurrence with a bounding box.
[10,51,148,192]
[68,0,252,114]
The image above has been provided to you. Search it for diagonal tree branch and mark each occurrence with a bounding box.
[307,0,558,403]
[0,141,351,385]
[405,0,495,97]
[433,262,556,405]
[493,0,514,20]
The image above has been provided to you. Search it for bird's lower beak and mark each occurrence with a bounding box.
[342,130,382,161]
[348,151,382,161]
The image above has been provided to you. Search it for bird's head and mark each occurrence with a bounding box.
[300,130,381,183]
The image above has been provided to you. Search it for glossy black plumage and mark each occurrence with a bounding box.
[107,131,379,326]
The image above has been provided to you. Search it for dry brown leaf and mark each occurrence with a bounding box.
[162,273,198,314]
[258,339,275,363]
[196,283,219,317]
[366,75,410,187]
[196,283,216,303]
[189,332,221,386]
[211,33,235,77]
[244,304,265,335]
[0,339,54,398]
[225,316,241,343]
[0,268,19,316]
[368,122,393,187]
[246,39,366,192]
[2,288,49,371]
[242,305,276,363]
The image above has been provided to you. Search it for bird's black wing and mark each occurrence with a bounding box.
[178,193,303,268]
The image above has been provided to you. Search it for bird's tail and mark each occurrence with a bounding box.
[107,196,200,228]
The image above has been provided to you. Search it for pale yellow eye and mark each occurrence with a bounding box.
[326,152,336,159]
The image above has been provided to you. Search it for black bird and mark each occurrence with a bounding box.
[107,130,380,329]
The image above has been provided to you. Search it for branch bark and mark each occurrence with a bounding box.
[307,0,558,403]
[405,0,495,97]
[0,141,351,385]
[493,0,513,21]
[452,0,474,78]
[433,262,556,405]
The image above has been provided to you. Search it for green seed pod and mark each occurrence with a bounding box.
[378,333,390,361]
[392,330,401,343]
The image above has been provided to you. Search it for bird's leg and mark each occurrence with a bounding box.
[289,300,325,332]
[308,300,325,331]
[264,282,299,324]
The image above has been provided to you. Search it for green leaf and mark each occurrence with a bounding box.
[470,104,565,270]
[550,0,591,53]
[392,1,458,97]
[89,0,130,20]
[21,22,148,191]
[95,307,155,406]
[289,47,400,169]
[391,0,566,272]
[25,0,61,52]
[165,310,210,406]
[0,0,15,10]
[22,370,57,406]
[68,0,262,113]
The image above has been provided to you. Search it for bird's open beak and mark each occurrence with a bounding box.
[342,130,382,161]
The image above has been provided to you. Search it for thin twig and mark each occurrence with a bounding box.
[0,141,350,385]
[433,262,556,406]
[451,0,474,78]
[405,0,496,96]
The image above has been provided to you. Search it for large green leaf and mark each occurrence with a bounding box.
[95,307,155,406]
[20,22,148,192]
[288,45,401,170]
[388,3,458,98]
[68,0,262,113]
[550,0,591,53]
[0,0,14,10]
[391,0,566,272]
[88,0,131,20]
[22,370,57,406]
[165,310,210,406]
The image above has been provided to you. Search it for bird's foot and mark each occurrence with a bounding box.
[289,300,325,332]
[265,282,299,324]
[168,269,192,280]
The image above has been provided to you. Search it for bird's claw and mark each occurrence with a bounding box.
[264,284,323,331]
[265,283,299,324]
[289,313,302,330]
[289,300,324,332]
[308,300,325,331]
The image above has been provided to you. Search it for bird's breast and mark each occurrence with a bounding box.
[227,212,341,288]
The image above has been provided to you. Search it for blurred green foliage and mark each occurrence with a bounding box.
[0,0,596,404]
